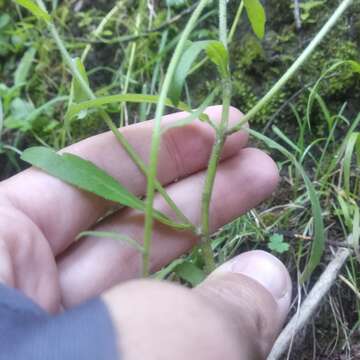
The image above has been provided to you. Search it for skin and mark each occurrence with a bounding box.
[0,106,292,359]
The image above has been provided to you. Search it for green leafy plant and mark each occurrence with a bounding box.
[13,0,355,280]
[268,233,290,254]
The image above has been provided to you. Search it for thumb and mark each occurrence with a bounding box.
[196,250,292,358]
[102,250,291,360]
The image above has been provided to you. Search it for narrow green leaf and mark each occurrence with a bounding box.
[249,129,325,283]
[14,47,37,86]
[205,41,229,78]
[66,93,169,120]
[77,231,144,253]
[343,132,359,197]
[14,0,51,22]
[336,193,352,230]
[69,57,90,119]
[21,146,145,210]
[21,146,191,230]
[168,40,229,105]
[169,40,211,105]
[243,0,266,39]
[66,93,208,122]
[349,60,360,73]
[352,205,360,263]
[174,261,205,286]
[73,58,90,102]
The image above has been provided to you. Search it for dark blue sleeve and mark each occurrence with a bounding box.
[0,284,119,360]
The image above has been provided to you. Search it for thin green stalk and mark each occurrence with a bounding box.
[81,2,123,63]
[142,0,210,277]
[228,0,244,43]
[227,0,353,135]
[120,2,146,126]
[36,0,193,229]
[200,0,232,273]
[219,0,228,47]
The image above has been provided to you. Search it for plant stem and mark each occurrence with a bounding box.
[219,0,228,47]
[227,0,353,135]
[36,0,193,229]
[81,2,123,63]
[142,0,210,277]
[199,0,232,274]
[120,1,146,126]
[228,0,244,43]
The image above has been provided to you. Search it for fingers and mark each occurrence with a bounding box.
[102,251,292,360]
[0,205,60,313]
[0,106,247,255]
[196,251,292,356]
[58,148,279,307]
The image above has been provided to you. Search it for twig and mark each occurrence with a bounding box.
[267,247,351,360]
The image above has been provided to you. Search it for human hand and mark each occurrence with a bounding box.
[0,106,291,359]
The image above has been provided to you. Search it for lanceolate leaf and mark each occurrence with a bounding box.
[243,0,266,39]
[343,132,359,196]
[169,40,211,105]
[205,41,229,78]
[14,47,37,87]
[14,0,51,22]
[68,57,90,119]
[21,147,192,230]
[169,40,229,105]
[21,146,145,210]
[66,93,209,122]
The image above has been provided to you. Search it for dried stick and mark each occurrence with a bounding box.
[267,247,351,360]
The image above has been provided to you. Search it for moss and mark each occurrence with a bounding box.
[212,0,360,125]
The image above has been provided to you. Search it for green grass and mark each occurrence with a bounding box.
[1,0,360,357]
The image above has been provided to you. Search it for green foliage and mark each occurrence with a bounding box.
[243,0,266,39]
[14,47,36,86]
[68,57,90,120]
[21,146,147,211]
[13,0,51,22]
[297,0,326,23]
[268,233,289,254]
[174,261,206,286]
[169,40,228,105]
[1,0,359,306]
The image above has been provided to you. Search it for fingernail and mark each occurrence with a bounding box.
[214,250,290,300]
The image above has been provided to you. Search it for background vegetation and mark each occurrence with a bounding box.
[0,0,359,358]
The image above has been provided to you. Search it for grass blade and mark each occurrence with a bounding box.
[14,47,37,87]
[14,0,51,22]
[249,129,325,283]
[343,132,359,197]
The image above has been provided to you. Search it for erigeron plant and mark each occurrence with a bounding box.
[15,0,354,280]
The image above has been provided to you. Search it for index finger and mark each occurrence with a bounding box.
[0,106,248,255]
